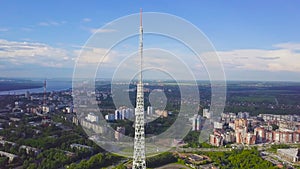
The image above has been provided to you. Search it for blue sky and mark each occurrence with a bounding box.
[1,1,300,81]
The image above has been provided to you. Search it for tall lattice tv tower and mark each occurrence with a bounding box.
[132,8,146,169]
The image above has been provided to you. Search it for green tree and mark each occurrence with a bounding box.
[114,164,127,169]
[0,157,8,167]
[146,152,177,168]
[27,163,38,169]
[271,124,279,131]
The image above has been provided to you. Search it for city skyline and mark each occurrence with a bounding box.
[1,1,300,81]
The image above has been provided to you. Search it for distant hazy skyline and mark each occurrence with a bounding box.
[0,1,300,81]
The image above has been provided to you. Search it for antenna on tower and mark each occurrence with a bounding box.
[43,79,47,106]
[140,8,142,27]
[133,8,146,169]
[139,8,143,84]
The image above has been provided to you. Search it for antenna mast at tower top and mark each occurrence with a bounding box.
[139,8,143,84]
[133,8,146,169]
[140,8,142,27]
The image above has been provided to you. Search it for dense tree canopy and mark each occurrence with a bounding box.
[203,148,278,169]
[146,152,177,168]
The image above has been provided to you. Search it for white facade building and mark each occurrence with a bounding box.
[203,109,211,119]
[192,114,202,131]
[147,106,153,115]
[214,121,223,129]
[105,113,115,121]
[86,112,98,123]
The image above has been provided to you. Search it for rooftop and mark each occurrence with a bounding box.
[277,148,300,157]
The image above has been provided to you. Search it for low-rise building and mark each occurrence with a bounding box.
[172,139,186,147]
[115,126,126,141]
[0,151,18,163]
[277,148,300,163]
[221,112,237,122]
[80,119,106,134]
[155,110,168,117]
[237,112,250,119]
[0,140,16,147]
[213,121,223,129]
[105,113,115,121]
[203,109,211,119]
[85,112,98,123]
[19,145,41,156]
[70,144,93,150]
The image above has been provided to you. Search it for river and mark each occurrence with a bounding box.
[0,80,72,95]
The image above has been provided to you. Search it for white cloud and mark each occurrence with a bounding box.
[273,42,300,51]
[1,37,299,80]
[82,18,92,22]
[74,47,118,66]
[0,39,74,68]
[75,47,205,80]
[20,27,33,32]
[38,21,66,27]
[216,43,300,72]
[89,28,117,34]
[80,26,117,34]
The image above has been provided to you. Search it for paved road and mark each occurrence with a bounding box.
[268,152,296,168]
[156,163,190,169]
[260,151,299,169]
[261,155,281,165]
[175,147,232,152]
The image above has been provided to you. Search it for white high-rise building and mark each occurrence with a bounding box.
[192,115,197,131]
[119,107,134,120]
[192,114,202,131]
[147,106,153,115]
[121,109,126,120]
[126,108,134,119]
[115,110,122,120]
[196,115,201,130]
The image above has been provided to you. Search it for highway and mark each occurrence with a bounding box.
[173,147,232,152]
